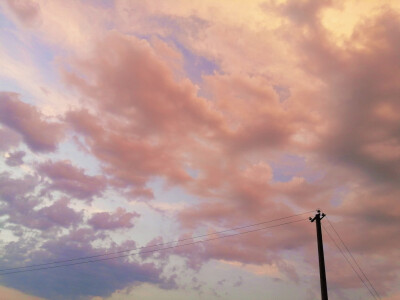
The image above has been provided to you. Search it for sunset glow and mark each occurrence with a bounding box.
[0,1,399,299]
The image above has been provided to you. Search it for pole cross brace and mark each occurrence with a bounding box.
[310,209,326,222]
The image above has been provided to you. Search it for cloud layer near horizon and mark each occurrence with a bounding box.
[0,1,399,299]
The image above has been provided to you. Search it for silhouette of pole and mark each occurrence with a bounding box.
[310,210,328,300]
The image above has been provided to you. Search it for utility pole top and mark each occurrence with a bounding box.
[310,210,326,223]
[310,209,328,300]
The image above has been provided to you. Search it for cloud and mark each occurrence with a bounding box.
[0,127,20,152]
[0,229,174,300]
[139,237,170,261]
[63,32,226,198]
[203,74,299,153]
[0,159,172,299]
[5,151,25,167]
[0,92,64,152]
[53,6,348,293]
[273,0,334,27]
[34,198,82,229]
[37,160,107,201]
[316,12,400,185]
[0,285,44,300]
[171,218,310,282]
[0,171,38,204]
[1,0,400,299]
[233,276,243,287]
[7,197,82,230]
[88,207,140,230]
[3,0,41,27]
[166,2,400,295]
[1,0,108,54]
[0,171,82,230]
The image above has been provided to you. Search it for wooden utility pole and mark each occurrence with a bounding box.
[310,210,328,300]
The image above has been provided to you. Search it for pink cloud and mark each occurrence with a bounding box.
[171,5,400,295]
[3,0,41,27]
[203,74,298,152]
[63,33,223,136]
[0,92,64,152]
[0,172,38,204]
[0,127,20,152]
[67,109,190,198]
[0,170,82,230]
[139,236,170,261]
[62,33,228,198]
[35,198,82,228]
[88,207,140,230]
[272,0,334,27]
[283,8,400,187]
[59,23,327,290]
[7,197,82,230]
[37,160,107,200]
[1,1,398,298]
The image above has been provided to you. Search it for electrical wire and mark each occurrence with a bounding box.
[326,218,381,299]
[0,218,307,276]
[0,210,313,273]
[322,224,378,300]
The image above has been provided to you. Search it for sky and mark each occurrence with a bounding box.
[0,0,399,299]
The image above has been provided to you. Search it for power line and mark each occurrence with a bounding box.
[0,210,313,273]
[326,218,381,299]
[322,224,378,300]
[0,218,307,276]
